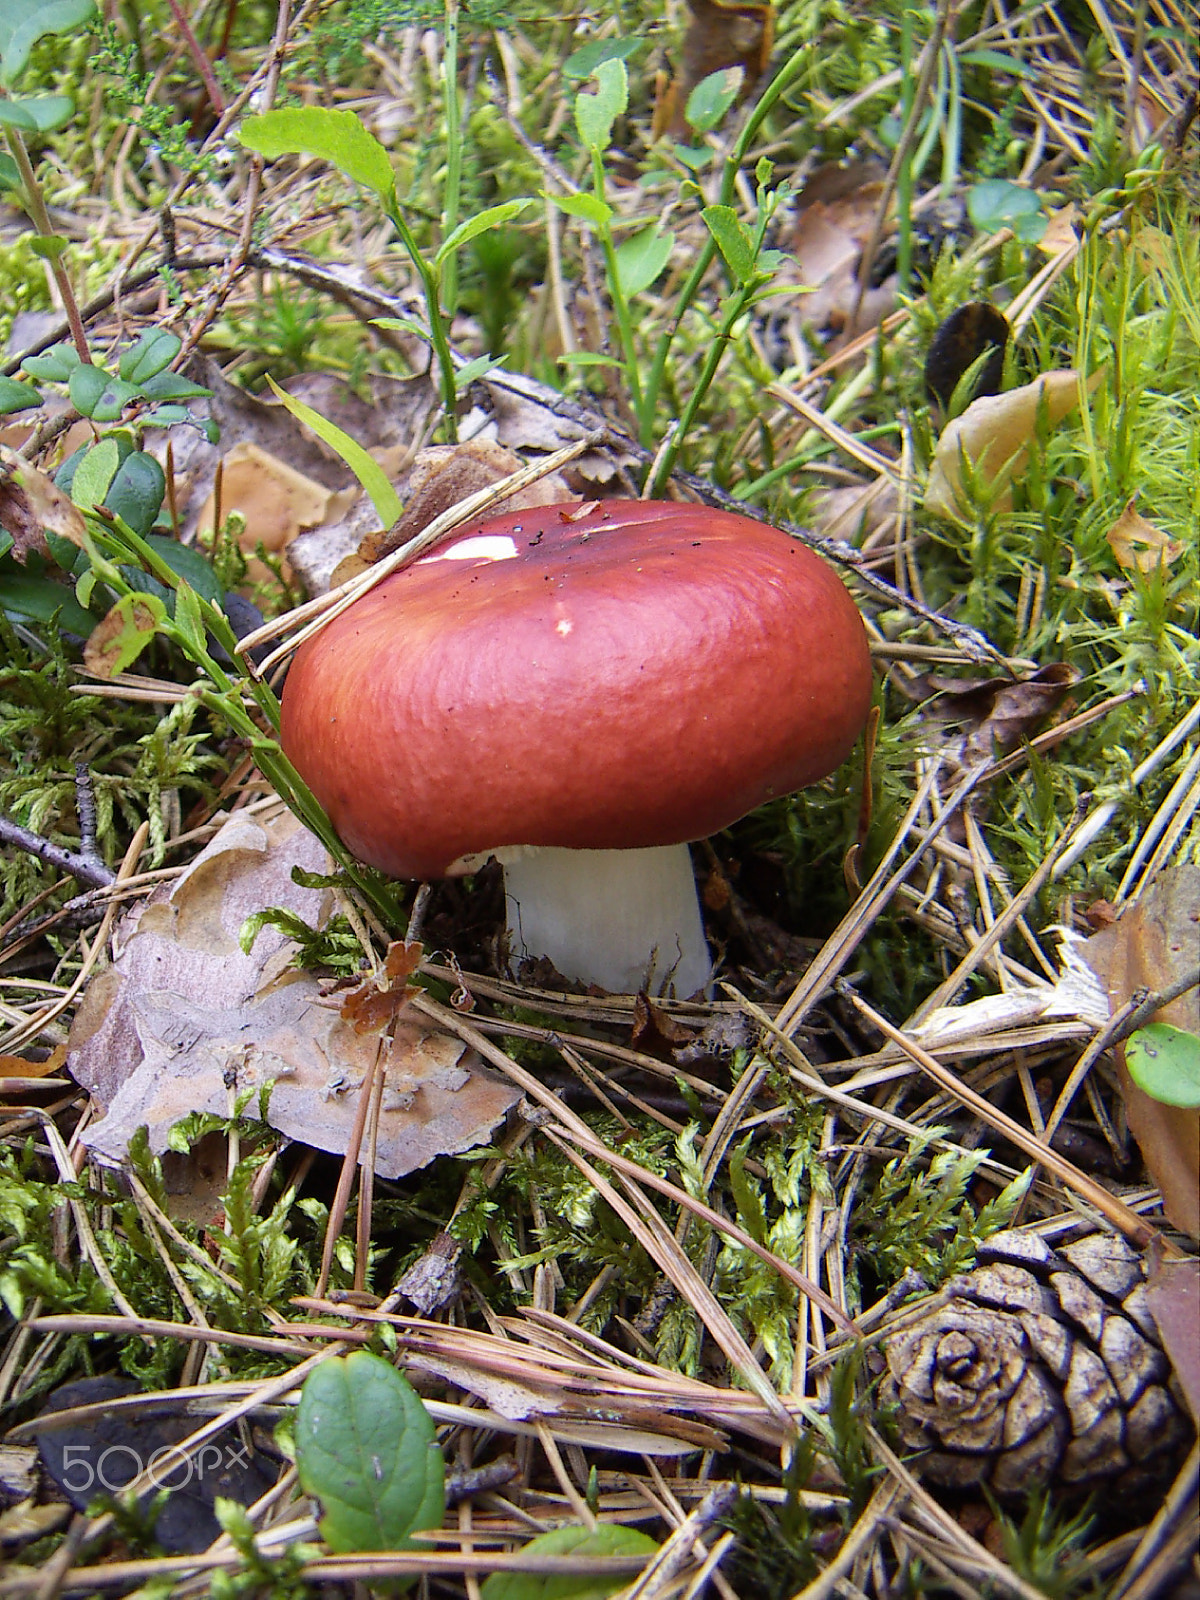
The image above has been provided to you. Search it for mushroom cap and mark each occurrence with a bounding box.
[280,500,873,880]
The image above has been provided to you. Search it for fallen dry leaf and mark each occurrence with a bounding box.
[82,593,163,678]
[0,444,86,563]
[1145,1249,1200,1427]
[924,369,1101,520]
[1082,863,1200,1237]
[195,441,357,588]
[918,662,1080,760]
[356,439,576,567]
[67,811,519,1178]
[1105,497,1185,573]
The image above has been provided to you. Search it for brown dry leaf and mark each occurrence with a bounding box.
[1082,864,1200,1237]
[0,444,87,563]
[630,993,696,1060]
[82,594,163,678]
[919,662,1080,759]
[1146,1250,1200,1427]
[356,439,576,567]
[194,442,357,588]
[147,360,433,545]
[1037,204,1079,259]
[0,1045,66,1080]
[924,369,1100,521]
[653,0,774,139]
[338,940,423,1032]
[1105,498,1185,573]
[67,812,519,1179]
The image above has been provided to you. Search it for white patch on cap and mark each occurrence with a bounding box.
[422,534,519,563]
[555,618,573,638]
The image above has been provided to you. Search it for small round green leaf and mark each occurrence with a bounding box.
[295,1351,445,1554]
[562,38,640,80]
[106,451,166,539]
[479,1524,659,1600]
[119,327,181,385]
[144,536,223,603]
[685,66,743,136]
[0,374,40,414]
[22,342,81,382]
[1126,1024,1200,1108]
[967,179,1047,243]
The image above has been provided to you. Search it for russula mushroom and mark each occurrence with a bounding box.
[280,500,872,996]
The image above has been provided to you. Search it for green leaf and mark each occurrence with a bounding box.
[958,49,1032,77]
[556,352,622,369]
[144,536,223,603]
[83,590,167,676]
[28,233,68,260]
[68,363,138,421]
[435,199,533,268]
[574,57,628,154]
[71,438,121,510]
[137,369,211,401]
[702,204,756,285]
[372,315,430,342]
[0,151,18,187]
[106,451,166,538]
[0,374,40,414]
[22,342,80,381]
[0,0,95,83]
[614,225,673,298]
[264,377,401,528]
[171,579,207,657]
[295,1351,444,1553]
[685,66,743,135]
[728,1137,767,1246]
[562,37,640,80]
[0,572,96,634]
[547,191,613,228]
[967,179,1046,243]
[119,327,181,384]
[239,107,394,200]
[1126,1024,1200,1109]
[0,98,35,128]
[453,352,504,394]
[479,1524,659,1600]
[4,92,72,131]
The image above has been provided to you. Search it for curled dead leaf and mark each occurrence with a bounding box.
[83,593,166,678]
[1082,864,1200,1237]
[0,444,86,563]
[1105,497,1184,573]
[925,369,1103,521]
[67,813,519,1178]
[354,439,575,569]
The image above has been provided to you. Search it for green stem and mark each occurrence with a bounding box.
[640,47,810,447]
[647,280,759,497]
[441,0,462,318]
[593,149,644,429]
[4,125,91,363]
[386,196,459,443]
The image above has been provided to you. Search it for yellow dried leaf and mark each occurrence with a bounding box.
[925,369,1101,521]
[1105,498,1184,573]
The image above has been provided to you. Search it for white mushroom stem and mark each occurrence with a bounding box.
[503,844,712,997]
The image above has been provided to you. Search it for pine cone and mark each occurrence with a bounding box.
[879,1229,1193,1497]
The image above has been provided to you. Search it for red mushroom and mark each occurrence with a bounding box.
[280,499,872,995]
